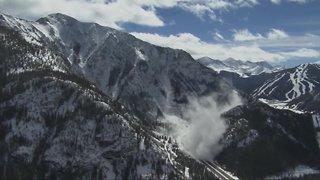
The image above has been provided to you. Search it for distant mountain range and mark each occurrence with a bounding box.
[198,56,320,113]
[1,13,320,179]
[217,63,320,113]
[198,57,284,77]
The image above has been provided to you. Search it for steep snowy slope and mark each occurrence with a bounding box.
[198,57,283,77]
[220,63,320,112]
[0,13,70,74]
[252,64,319,100]
[28,13,232,121]
[1,71,215,179]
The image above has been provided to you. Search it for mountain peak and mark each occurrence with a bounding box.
[224,57,239,62]
[255,61,273,69]
[36,13,78,25]
[47,13,76,20]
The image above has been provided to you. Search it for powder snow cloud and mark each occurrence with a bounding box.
[164,91,242,160]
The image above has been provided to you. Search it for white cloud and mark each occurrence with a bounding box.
[245,32,320,49]
[0,0,263,28]
[233,29,264,41]
[214,32,225,41]
[267,28,289,40]
[233,28,289,41]
[178,0,258,21]
[132,0,179,7]
[131,32,285,62]
[270,0,313,4]
[0,0,168,29]
[132,31,320,62]
[0,0,313,29]
[179,3,213,19]
[271,0,282,4]
[288,0,312,3]
[280,48,320,58]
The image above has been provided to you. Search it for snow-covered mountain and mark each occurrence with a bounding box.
[198,57,283,77]
[219,100,320,178]
[221,63,320,113]
[1,13,320,179]
[1,13,236,121]
[0,12,229,179]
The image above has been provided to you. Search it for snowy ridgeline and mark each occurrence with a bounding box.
[197,57,281,77]
[258,99,305,114]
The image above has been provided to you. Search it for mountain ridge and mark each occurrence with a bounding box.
[198,56,284,77]
[220,63,320,113]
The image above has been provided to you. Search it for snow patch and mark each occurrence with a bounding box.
[312,114,320,128]
[253,73,286,97]
[316,132,320,149]
[139,138,145,150]
[259,98,305,114]
[184,167,190,178]
[135,48,147,61]
[285,64,317,101]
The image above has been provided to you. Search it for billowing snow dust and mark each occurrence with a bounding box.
[164,91,242,160]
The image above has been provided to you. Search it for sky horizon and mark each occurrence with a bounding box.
[0,0,319,66]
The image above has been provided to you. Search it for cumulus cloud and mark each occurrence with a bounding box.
[164,91,242,160]
[178,0,258,21]
[280,48,320,58]
[132,31,320,62]
[0,0,168,29]
[0,0,314,28]
[233,28,289,41]
[0,0,264,28]
[267,29,289,40]
[233,29,264,41]
[132,32,280,62]
[253,33,320,49]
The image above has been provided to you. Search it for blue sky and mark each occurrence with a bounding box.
[0,0,319,65]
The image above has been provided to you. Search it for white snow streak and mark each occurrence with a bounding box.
[285,64,317,101]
